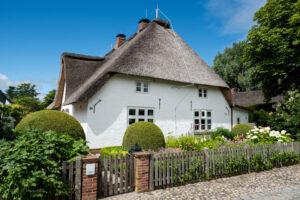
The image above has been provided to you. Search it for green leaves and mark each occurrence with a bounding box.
[0,129,89,200]
[246,0,300,99]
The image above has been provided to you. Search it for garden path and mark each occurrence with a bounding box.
[102,165,300,200]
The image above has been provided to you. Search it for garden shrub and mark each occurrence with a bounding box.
[269,152,300,167]
[211,127,236,140]
[232,123,254,136]
[122,122,165,151]
[0,129,89,200]
[100,146,128,157]
[15,110,85,140]
[246,127,293,144]
[166,135,225,151]
[250,154,273,172]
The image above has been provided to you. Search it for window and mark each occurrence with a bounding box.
[194,110,212,131]
[237,117,240,124]
[128,107,154,125]
[136,81,149,93]
[199,88,207,98]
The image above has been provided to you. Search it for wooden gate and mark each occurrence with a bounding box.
[98,154,135,198]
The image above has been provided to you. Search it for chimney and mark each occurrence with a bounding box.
[114,34,126,49]
[138,18,150,32]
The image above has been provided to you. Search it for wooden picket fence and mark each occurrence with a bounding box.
[98,154,135,198]
[61,158,82,200]
[149,142,300,189]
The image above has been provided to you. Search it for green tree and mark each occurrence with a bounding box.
[213,41,258,91]
[6,83,41,112]
[41,89,56,109]
[246,0,300,99]
[6,83,39,99]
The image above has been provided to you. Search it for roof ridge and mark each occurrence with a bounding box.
[63,21,157,105]
[62,52,105,61]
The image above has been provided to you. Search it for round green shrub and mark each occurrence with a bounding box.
[122,122,165,151]
[232,123,254,136]
[15,110,85,140]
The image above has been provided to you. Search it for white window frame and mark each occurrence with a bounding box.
[127,107,155,126]
[198,88,207,98]
[193,109,212,132]
[135,81,149,93]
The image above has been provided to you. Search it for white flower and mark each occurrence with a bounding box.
[281,130,287,134]
[251,135,258,139]
[264,127,271,131]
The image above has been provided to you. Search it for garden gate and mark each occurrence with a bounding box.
[98,154,135,198]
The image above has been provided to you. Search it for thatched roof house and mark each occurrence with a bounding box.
[50,19,228,109]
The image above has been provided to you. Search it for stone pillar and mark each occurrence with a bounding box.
[81,155,99,200]
[133,152,151,192]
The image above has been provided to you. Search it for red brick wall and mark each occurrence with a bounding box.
[81,156,98,200]
[133,152,151,192]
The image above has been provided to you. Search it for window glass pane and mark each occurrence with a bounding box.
[207,125,211,130]
[129,118,135,125]
[194,111,199,117]
[129,109,136,116]
[138,119,145,121]
[148,119,154,123]
[207,119,211,124]
[194,124,199,130]
[136,82,141,92]
[201,124,206,130]
[148,109,154,116]
[199,89,202,97]
[201,119,205,125]
[143,83,148,92]
[201,111,205,117]
[194,119,199,124]
[204,92,207,98]
[207,111,211,117]
[139,109,145,116]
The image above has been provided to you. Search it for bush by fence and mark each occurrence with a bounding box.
[150,142,300,188]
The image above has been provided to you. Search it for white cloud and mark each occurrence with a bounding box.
[0,73,12,90]
[202,0,266,35]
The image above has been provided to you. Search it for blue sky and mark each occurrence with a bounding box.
[0,0,265,97]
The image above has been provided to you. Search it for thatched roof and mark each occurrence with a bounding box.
[233,90,283,108]
[50,19,229,109]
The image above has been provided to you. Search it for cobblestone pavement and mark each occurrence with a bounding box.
[102,165,300,200]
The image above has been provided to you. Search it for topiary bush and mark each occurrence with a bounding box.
[232,123,254,137]
[15,110,85,140]
[122,122,165,151]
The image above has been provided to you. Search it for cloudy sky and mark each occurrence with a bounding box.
[0,0,265,96]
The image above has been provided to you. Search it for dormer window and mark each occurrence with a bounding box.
[199,88,207,98]
[136,81,149,93]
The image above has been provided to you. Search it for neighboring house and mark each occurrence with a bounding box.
[0,90,11,105]
[231,90,283,125]
[49,18,249,148]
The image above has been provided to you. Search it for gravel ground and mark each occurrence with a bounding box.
[102,165,300,200]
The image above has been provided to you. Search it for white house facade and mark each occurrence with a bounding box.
[50,18,250,149]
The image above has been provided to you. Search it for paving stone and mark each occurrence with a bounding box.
[102,165,300,200]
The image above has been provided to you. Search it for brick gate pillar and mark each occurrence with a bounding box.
[133,152,151,192]
[81,155,99,200]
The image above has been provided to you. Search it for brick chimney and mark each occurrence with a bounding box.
[114,34,126,49]
[138,18,150,32]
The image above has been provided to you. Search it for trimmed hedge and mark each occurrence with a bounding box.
[15,110,85,140]
[122,122,165,151]
[211,127,236,140]
[232,123,254,136]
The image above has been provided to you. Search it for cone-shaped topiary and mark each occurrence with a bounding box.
[232,123,254,136]
[122,122,165,151]
[15,110,85,140]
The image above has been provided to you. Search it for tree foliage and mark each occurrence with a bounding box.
[213,41,258,91]
[41,89,56,109]
[245,0,300,99]
[0,129,89,200]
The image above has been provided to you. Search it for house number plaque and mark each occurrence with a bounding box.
[86,164,95,175]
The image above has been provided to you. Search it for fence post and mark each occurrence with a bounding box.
[203,148,210,179]
[132,152,151,192]
[81,155,99,200]
[75,157,82,200]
